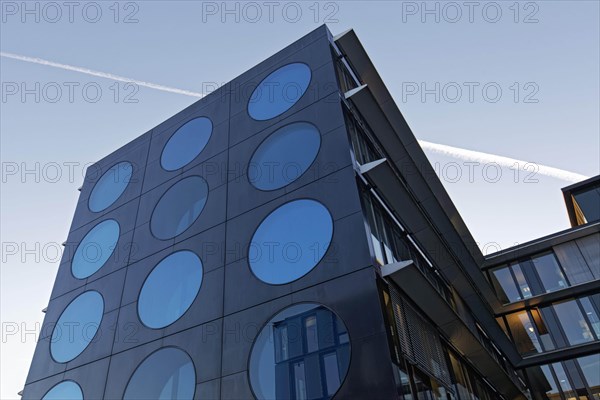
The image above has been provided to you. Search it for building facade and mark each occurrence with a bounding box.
[22,25,598,400]
[484,177,600,400]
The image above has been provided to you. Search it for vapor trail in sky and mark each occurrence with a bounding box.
[419,140,589,183]
[1,52,204,98]
[2,51,590,183]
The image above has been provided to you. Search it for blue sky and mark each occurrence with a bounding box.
[1,1,598,398]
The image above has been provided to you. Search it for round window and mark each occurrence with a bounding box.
[123,347,195,400]
[42,381,83,400]
[249,122,321,191]
[71,219,120,279]
[138,251,203,329]
[150,176,209,240]
[249,199,333,284]
[249,303,350,400]
[51,291,104,363]
[248,63,311,121]
[88,161,133,212]
[161,117,213,171]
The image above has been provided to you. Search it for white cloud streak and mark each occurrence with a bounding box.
[418,140,589,183]
[0,52,204,98]
[1,51,590,184]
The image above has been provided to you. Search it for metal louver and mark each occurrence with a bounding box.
[389,285,453,388]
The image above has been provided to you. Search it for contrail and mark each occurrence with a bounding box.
[1,51,591,183]
[0,52,204,98]
[418,140,590,183]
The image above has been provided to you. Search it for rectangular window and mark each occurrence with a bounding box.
[572,183,600,225]
[490,266,521,303]
[531,308,555,351]
[275,325,289,362]
[552,362,578,400]
[512,263,533,299]
[531,253,569,293]
[448,351,472,400]
[304,316,319,353]
[580,297,600,338]
[323,353,341,396]
[538,364,561,398]
[576,233,600,279]
[553,242,595,285]
[336,318,349,345]
[553,300,595,346]
[293,361,307,400]
[577,354,600,399]
[506,311,542,355]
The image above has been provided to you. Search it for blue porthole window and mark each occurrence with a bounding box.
[71,219,120,279]
[123,347,196,400]
[248,122,321,191]
[249,303,350,400]
[138,250,203,329]
[249,199,333,284]
[161,117,213,171]
[150,176,209,240]
[248,63,311,121]
[42,381,83,400]
[88,161,133,213]
[50,291,104,363]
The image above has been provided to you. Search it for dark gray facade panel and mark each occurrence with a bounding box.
[23,357,110,400]
[229,62,340,147]
[143,121,230,195]
[71,138,151,232]
[103,321,223,399]
[50,199,139,300]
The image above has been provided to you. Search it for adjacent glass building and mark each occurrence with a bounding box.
[23,25,598,400]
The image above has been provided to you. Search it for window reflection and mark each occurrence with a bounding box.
[150,176,209,240]
[580,297,600,338]
[42,381,83,400]
[578,354,600,399]
[137,250,203,329]
[249,199,333,285]
[488,239,600,304]
[539,364,560,399]
[572,183,600,225]
[531,253,569,293]
[51,291,104,363]
[490,267,521,303]
[248,63,311,121]
[123,347,195,400]
[552,362,578,400]
[248,122,321,191]
[71,219,119,279]
[512,263,532,299]
[88,161,133,213]
[506,311,541,355]
[161,117,212,171]
[553,300,595,346]
[249,303,350,400]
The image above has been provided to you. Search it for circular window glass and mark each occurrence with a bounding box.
[150,176,209,240]
[42,381,83,400]
[161,117,213,171]
[124,347,195,400]
[249,122,321,191]
[71,219,120,279]
[249,199,333,284]
[248,63,311,121]
[88,161,133,213]
[138,251,203,329]
[51,291,104,363]
[249,303,350,400]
